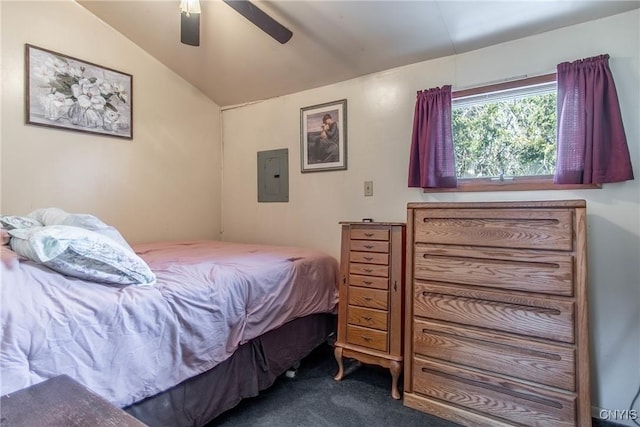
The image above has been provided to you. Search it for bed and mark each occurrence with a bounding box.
[0,212,339,427]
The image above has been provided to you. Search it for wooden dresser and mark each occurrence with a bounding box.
[403,201,590,426]
[334,221,406,399]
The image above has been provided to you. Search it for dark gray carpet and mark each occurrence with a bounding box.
[207,343,460,427]
[206,342,624,427]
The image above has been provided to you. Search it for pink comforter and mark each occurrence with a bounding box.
[0,240,338,407]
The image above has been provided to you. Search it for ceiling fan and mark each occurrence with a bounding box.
[180,0,293,47]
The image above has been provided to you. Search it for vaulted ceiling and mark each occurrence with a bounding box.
[77,0,640,107]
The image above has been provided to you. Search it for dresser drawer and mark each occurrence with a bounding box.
[413,319,576,391]
[414,209,573,251]
[348,287,388,310]
[413,282,574,343]
[350,239,389,253]
[413,356,576,427]
[349,274,388,290]
[347,325,388,352]
[348,306,388,331]
[414,245,574,296]
[349,263,389,277]
[350,251,389,265]
[350,228,389,241]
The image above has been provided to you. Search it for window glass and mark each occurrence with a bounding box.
[452,79,557,180]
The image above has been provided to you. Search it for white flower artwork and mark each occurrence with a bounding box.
[26,44,133,139]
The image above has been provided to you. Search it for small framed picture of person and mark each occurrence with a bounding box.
[300,99,347,172]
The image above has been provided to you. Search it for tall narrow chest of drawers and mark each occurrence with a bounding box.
[404,200,590,426]
[334,222,406,399]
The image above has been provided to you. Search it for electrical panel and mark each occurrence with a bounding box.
[257,149,289,202]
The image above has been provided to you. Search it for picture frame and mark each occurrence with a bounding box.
[300,99,347,172]
[25,44,133,139]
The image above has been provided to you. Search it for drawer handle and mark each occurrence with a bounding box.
[363,268,372,273]
[421,291,562,315]
[364,256,373,261]
[419,367,562,408]
[364,233,374,237]
[361,336,372,342]
[363,296,372,301]
[364,245,374,249]
[363,280,373,285]
[362,316,372,321]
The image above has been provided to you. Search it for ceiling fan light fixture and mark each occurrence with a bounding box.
[180,0,201,16]
[180,0,201,46]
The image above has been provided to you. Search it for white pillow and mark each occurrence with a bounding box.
[28,208,133,252]
[9,225,156,286]
[0,215,43,230]
[26,207,69,225]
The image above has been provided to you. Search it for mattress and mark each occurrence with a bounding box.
[0,240,339,407]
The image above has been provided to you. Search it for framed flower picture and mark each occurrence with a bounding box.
[25,44,133,139]
[300,99,347,172]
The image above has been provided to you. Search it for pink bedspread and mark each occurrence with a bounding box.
[0,241,338,407]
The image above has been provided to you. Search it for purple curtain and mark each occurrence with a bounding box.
[408,85,457,188]
[555,54,634,184]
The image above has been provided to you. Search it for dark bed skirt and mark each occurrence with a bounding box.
[124,313,337,427]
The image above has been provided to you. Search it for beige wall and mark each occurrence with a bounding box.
[222,11,640,424]
[2,0,638,422]
[1,0,222,244]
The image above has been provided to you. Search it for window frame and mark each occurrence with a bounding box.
[422,73,601,193]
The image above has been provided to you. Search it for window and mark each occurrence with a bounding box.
[451,75,557,182]
[409,61,625,192]
[426,73,602,192]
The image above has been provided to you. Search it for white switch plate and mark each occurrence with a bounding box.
[364,181,373,196]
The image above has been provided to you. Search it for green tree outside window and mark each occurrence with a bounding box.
[452,93,557,179]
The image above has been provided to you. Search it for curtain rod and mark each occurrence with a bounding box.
[451,70,556,92]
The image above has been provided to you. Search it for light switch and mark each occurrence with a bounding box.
[364,181,373,197]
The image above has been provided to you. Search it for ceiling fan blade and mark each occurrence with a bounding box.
[181,11,200,46]
[223,0,292,44]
